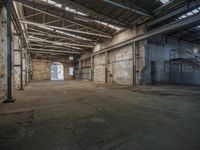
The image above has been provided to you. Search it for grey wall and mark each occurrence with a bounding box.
[145,35,200,85]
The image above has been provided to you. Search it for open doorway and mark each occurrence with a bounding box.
[151,61,156,85]
[51,62,64,80]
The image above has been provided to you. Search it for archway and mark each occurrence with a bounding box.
[51,62,64,80]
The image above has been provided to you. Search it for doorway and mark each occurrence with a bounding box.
[151,61,156,85]
[51,62,64,80]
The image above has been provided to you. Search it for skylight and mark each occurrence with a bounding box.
[47,0,61,8]
[160,0,170,4]
[65,6,87,16]
[45,0,122,31]
[195,25,200,30]
[93,20,122,31]
[177,7,200,20]
[64,7,122,31]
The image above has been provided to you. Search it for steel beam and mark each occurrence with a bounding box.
[147,0,200,27]
[28,27,96,42]
[28,36,93,48]
[30,51,71,55]
[67,0,132,27]
[4,0,15,103]
[20,20,112,38]
[102,0,152,17]
[29,44,82,52]
[28,37,82,50]
[14,0,113,36]
[29,48,81,54]
[28,32,94,47]
[78,13,200,61]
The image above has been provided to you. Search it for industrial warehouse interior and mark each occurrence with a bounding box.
[0,0,200,149]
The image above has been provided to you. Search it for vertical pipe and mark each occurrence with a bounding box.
[105,52,108,83]
[180,61,183,84]
[25,67,28,86]
[4,0,15,103]
[79,60,81,80]
[132,42,136,87]
[90,56,93,81]
[19,45,24,90]
[169,60,172,84]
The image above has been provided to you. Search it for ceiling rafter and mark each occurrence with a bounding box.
[14,0,113,36]
[28,37,83,50]
[28,27,95,44]
[29,43,82,51]
[27,31,94,46]
[102,0,152,17]
[28,34,93,48]
[20,20,112,38]
[67,0,132,27]
[29,48,81,54]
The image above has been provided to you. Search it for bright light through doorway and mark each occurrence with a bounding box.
[51,62,64,80]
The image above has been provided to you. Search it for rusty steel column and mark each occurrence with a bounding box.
[4,0,15,103]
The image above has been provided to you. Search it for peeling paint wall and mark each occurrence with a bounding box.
[93,53,106,83]
[74,26,146,85]
[92,26,145,85]
[13,34,21,89]
[0,7,7,100]
[108,44,133,85]
[32,54,73,81]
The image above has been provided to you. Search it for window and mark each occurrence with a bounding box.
[47,0,62,8]
[69,56,74,61]
[69,67,74,76]
[160,0,170,4]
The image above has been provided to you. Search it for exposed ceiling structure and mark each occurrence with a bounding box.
[12,0,200,56]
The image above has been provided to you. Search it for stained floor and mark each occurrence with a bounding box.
[0,81,200,150]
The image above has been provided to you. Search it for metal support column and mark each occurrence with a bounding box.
[4,0,15,103]
[132,42,136,87]
[25,67,28,86]
[169,60,172,83]
[79,60,81,80]
[105,52,108,83]
[180,62,183,84]
[19,46,24,90]
[90,56,93,81]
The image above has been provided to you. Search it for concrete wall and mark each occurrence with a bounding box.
[0,7,7,100]
[145,35,200,85]
[32,54,73,81]
[91,26,145,85]
[93,53,106,83]
[168,62,200,85]
[13,34,21,89]
[107,44,133,85]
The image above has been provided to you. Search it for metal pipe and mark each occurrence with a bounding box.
[105,52,108,83]
[132,42,136,87]
[4,0,15,103]
[90,56,93,81]
[19,43,24,90]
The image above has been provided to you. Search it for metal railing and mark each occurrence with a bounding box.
[170,49,200,61]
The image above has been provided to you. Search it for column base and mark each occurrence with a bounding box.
[3,97,16,103]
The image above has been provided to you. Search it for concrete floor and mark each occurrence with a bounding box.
[0,81,200,150]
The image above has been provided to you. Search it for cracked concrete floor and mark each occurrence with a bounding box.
[0,81,200,150]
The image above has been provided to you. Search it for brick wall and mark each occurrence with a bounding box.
[32,54,73,81]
